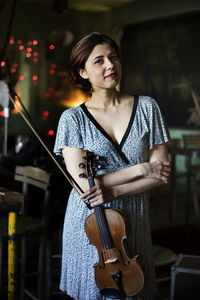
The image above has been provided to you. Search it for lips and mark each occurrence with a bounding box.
[105,72,116,79]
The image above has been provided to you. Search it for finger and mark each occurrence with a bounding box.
[80,187,97,199]
[161,171,171,177]
[90,198,104,207]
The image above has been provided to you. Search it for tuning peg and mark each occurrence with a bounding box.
[79,173,86,178]
[79,162,85,169]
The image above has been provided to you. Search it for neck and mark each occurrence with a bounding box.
[89,88,121,109]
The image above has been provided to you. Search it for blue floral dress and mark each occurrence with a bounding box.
[53,95,169,300]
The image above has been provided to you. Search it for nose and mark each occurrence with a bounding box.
[105,58,114,69]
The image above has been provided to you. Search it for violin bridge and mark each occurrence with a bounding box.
[104,257,118,264]
[103,248,120,264]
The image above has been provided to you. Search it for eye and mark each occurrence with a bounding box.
[110,54,118,62]
[94,58,103,64]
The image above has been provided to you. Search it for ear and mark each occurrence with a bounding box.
[79,68,89,80]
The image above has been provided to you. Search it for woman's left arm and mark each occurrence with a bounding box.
[81,143,170,207]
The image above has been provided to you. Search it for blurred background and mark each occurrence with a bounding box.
[1,1,200,299]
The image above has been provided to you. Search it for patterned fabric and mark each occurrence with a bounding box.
[54,95,169,300]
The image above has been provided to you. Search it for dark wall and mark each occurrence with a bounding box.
[121,12,200,128]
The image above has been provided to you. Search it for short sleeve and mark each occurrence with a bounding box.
[147,98,170,150]
[53,109,83,156]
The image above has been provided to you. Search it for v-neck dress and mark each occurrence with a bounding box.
[53,95,169,300]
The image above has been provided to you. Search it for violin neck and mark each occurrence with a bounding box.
[94,206,113,249]
[88,175,113,249]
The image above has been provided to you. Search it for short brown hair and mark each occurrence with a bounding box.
[69,32,120,91]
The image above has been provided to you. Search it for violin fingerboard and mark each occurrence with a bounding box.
[88,175,95,188]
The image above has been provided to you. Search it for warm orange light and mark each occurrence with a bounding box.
[26,53,31,58]
[27,47,32,52]
[19,45,24,50]
[0,111,4,116]
[33,75,38,81]
[19,75,24,81]
[11,96,23,115]
[57,90,88,108]
[1,61,5,67]
[27,41,32,46]
[9,38,14,44]
[33,40,38,45]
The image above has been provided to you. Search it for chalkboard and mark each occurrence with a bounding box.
[121,12,200,128]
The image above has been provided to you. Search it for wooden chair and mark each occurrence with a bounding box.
[14,165,52,300]
[182,134,200,149]
[14,165,69,300]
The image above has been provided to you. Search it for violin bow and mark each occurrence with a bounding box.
[8,89,83,194]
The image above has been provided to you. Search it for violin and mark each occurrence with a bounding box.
[79,151,144,299]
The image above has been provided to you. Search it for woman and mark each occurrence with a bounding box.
[54,32,171,300]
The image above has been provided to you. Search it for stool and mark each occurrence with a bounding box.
[0,202,21,300]
[171,254,200,300]
[153,244,177,290]
[0,188,24,299]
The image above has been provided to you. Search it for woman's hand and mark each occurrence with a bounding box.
[140,161,171,183]
[80,185,115,208]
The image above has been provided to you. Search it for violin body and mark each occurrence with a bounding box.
[85,207,144,298]
[80,151,144,299]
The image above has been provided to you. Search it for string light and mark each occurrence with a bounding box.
[27,47,32,52]
[49,44,55,50]
[0,111,4,116]
[48,130,54,136]
[19,75,24,81]
[33,40,38,45]
[43,111,49,117]
[9,37,15,44]
[19,45,24,50]
[49,69,55,75]
[1,61,6,67]
[26,53,31,58]
[33,75,38,81]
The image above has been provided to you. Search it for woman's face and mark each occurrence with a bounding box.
[79,43,122,91]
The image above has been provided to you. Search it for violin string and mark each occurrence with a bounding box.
[97,208,117,275]
[90,155,118,278]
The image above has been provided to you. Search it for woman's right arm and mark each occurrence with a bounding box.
[62,147,170,194]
